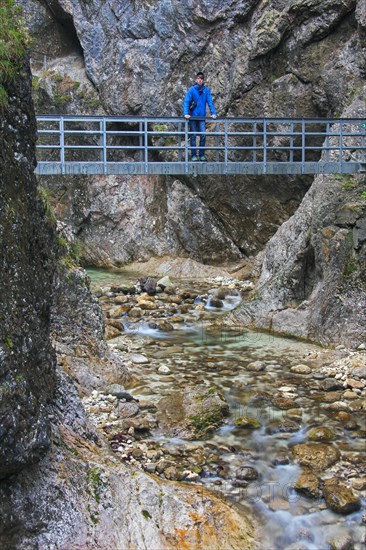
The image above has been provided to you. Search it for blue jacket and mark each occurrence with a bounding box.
[183,84,216,117]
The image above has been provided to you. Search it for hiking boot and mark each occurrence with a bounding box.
[191,156,198,161]
[199,156,207,162]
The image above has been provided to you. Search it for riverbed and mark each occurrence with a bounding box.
[86,268,366,550]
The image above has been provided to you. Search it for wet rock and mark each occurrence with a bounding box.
[106,319,124,331]
[139,276,157,295]
[327,532,354,550]
[232,479,249,488]
[343,390,359,400]
[182,470,200,482]
[323,392,343,403]
[129,354,149,364]
[157,386,229,440]
[169,315,185,323]
[105,385,134,401]
[143,463,157,473]
[234,416,261,429]
[118,401,140,419]
[294,469,322,499]
[290,364,311,374]
[156,276,172,290]
[350,359,366,379]
[246,361,266,372]
[108,305,131,318]
[271,453,290,466]
[137,299,157,311]
[208,298,224,308]
[235,467,259,481]
[105,325,121,340]
[351,477,366,490]
[156,320,174,331]
[114,294,129,304]
[322,477,361,515]
[292,443,340,472]
[130,447,144,459]
[179,304,192,313]
[266,419,301,434]
[157,365,171,374]
[272,397,297,410]
[346,378,364,389]
[268,498,290,512]
[307,426,335,442]
[129,308,143,318]
[321,379,344,392]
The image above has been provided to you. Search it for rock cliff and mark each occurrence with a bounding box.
[0,56,56,478]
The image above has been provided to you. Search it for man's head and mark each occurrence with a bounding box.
[195,72,205,86]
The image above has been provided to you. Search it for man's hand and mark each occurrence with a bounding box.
[211,114,217,119]
[184,114,191,119]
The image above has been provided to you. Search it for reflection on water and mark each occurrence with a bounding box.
[88,268,366,550]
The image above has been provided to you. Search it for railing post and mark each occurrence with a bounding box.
[290,122,294,163]
[224,119,228,173]
[326,122,330,162]
[253,122,257,163]
[263,119,267,174]
[144,119,148,174]
[185,118,189,173]
[139,122,144,162]
[216,121,220,162]
[339,120,343,172]
[178,121,182,162]
[100,118,107,174]
[302,119,305,173]
[60,116,65,174]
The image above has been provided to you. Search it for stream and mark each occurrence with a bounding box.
[87,268,366,550]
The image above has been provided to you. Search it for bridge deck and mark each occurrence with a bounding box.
[35,115,366,176]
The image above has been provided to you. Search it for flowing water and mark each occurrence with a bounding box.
[88,268,366,550]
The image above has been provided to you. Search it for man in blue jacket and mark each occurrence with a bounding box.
[183,72,217,161]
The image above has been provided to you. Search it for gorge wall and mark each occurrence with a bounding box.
[0,55,56,479]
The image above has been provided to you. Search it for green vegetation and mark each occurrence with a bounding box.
[0,0,31,108]
[152,123,168,132]
[38,185,57,225]
[335,174,358,190]
[5,336,13,349]
[141,510,152,520]
[89,466,102,504]
[189,406,223,433]
[54,93,71,106]
[360,191,366,199]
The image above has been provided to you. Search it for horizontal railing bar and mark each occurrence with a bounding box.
[37,114,366,123]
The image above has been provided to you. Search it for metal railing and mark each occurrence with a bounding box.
[35,115,366,175]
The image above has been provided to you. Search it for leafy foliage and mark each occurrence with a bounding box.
[0,0,31,107]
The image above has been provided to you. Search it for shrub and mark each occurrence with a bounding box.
[0,0,31,108]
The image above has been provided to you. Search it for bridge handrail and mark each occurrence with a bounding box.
[35,115,366,176]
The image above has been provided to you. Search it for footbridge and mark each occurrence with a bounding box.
[35,115,366,176]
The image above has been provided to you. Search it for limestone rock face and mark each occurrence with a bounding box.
[231,92,366,347]
[51,265,130,394]
[26,0,365,120]
[0,62,56,479]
